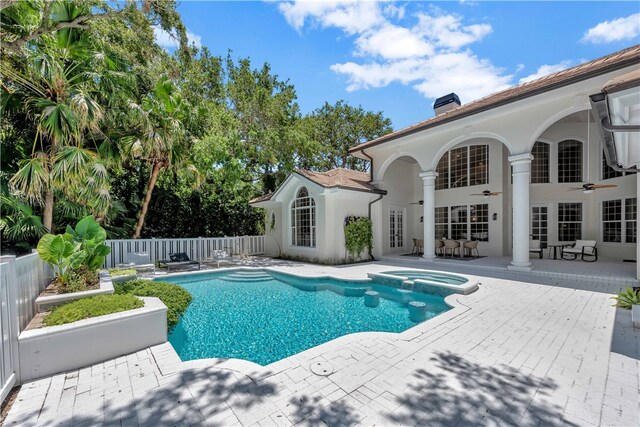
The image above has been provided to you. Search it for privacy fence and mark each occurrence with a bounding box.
[103,236,265,268]
[0,253,50,403]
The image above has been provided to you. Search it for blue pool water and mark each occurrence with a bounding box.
[164,270,450,365]
[382,270,468,285]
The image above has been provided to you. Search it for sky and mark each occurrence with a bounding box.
[156,1,640,130]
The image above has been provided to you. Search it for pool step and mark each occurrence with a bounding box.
[220,270,273,283]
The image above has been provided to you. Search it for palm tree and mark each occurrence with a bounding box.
[1,3,116,232]
[124,77,195,238]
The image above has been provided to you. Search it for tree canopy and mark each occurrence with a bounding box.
[0,1,393,252]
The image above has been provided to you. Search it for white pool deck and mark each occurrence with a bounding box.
[4,258,639,426]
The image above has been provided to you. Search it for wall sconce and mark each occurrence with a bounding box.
[492,213,498,221]
[420,216,424,223]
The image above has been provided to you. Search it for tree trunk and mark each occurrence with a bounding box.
[132,162,162,239]
[43,189,54,232]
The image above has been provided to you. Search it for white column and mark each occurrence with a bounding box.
[508,154,534,272]
[420,171,438,261]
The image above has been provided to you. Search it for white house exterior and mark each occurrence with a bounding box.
[251,45,640,279]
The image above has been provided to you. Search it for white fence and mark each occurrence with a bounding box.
[0,253,49,403]
[103,236,265,268]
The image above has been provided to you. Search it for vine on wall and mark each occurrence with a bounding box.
[344,216,373,262]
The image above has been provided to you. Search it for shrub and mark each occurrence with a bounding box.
[43,294,144,326]
[612,288,640,309]
[108,268,137,277]
[114,279,192,328]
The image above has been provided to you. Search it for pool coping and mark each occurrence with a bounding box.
[150,266,484,383]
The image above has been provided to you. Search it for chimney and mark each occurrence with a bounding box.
[434,93,461,115]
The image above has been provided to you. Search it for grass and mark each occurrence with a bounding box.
[108,268,137,277]
[114,279,192,328]
[43,294,144,326]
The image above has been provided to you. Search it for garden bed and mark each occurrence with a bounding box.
[18,297,167,382]
[35,271,114,312]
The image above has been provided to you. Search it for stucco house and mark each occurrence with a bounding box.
[250,44,639,278]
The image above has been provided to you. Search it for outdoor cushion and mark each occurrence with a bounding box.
[564,240,596,254]
[170,252,191,262]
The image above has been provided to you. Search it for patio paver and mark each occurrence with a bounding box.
[4,262,639,426]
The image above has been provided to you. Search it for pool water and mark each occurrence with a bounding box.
[164,270,450,365]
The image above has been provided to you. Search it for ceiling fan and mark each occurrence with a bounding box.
[568,183,618,194]
[471,190,502,198]
[409,200,424,205]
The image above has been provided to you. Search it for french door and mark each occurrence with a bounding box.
[531,205,548,247]
[389,207,405,250]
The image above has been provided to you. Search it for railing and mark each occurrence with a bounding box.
[103,235,265,268]
[0,253,49,402]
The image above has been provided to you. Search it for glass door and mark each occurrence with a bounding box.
[389,207,405,250]
[531,205,548,247]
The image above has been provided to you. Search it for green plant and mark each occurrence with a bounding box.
[65,216,112,270]
[43,294,144,326]
[114,279,192,328]
[344,216,373,262]
[61,270,89,294]
[612,288,640,309]
[37,233,86,285]
[108,268,137,277]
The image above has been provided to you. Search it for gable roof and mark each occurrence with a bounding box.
[249,168,385,204]
[349,44,640,154]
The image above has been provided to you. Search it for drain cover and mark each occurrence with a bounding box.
[310,361,334,376]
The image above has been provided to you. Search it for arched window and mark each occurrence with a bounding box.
[291,187,316,247]
[531,141,550,183]
[558,140,582,183]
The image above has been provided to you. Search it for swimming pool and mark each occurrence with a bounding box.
[368,269,478,296]
[381,270,468,285]
[162,269,450,366]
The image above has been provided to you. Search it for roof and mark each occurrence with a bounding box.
[249,168,385,204]
[349,44,640,154]
[603,68,640,93]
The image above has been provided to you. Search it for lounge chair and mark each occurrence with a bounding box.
[160,252,201,272]
[561,240,598,262]
[529,239,543,259]
[203,250,236,268]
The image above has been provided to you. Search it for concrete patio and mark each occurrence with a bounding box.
[3,261,639,426]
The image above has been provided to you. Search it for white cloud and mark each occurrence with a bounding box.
[277,2,518,105]
[518,61,571,84]
[582,13,640,44]
[414,13,492,50]
[355,24,434,59]
[278,1,384,34]
[153,26,202,49]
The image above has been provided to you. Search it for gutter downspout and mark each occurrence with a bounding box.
[362,148,385,260]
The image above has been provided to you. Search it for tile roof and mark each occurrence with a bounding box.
[249,168,385,204]
[349,44,640,153]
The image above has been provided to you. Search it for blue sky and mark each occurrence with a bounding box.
[157,1,640,129]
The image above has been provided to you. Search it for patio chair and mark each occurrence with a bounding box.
[463,240,479,258]
[561,240,598,262]
[435,239,444,256]
[443,239,459,258]
[411,238,424,255]
[159,252,201,272]
[529,239,543,259]
[204,250,236,268]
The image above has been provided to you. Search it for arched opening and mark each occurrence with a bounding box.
[290,187,316,247]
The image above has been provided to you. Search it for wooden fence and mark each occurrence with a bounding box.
[103,236,265,268]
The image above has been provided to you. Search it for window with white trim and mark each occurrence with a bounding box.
[434,145,489,190]
[291,187,316,247]
[558,202,582,242]
[531,141,550,183]
[558,140,582,183]
[603,198,637,243]
[435,204,489,241]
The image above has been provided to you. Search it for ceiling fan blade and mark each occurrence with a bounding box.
[567,188,584,191]
[490,192,503,195]
[470,194,484,196]
[592,184,618,189]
